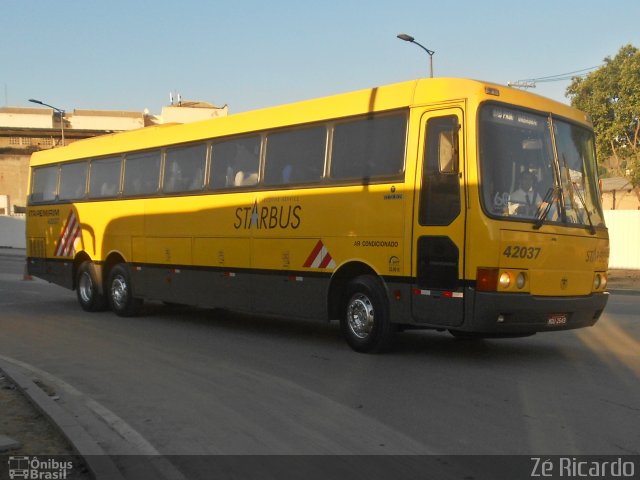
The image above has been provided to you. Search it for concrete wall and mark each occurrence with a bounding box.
[160,104,228,124]
[604,210,640,270]
[70,110,145,130]
[602,190,640,210]
[0,155,31,209]
[0,216,25,248]
[0,108,52,128]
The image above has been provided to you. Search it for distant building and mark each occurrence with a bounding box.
[601,177,640,210]
[156,100,228,124]
[0,101,227,215]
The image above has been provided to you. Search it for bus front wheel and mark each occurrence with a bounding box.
[107,264,143,317]
[340,275,396,353]
[76,261,107,312]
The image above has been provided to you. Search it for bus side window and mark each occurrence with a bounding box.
[164,143,207,193]
[210,136,260,189]
[438,130,458,173]
[123,151,161,196]
[89,156,122,198]
[264,126,325,186]
[331,113,406,181]
[59,161,88,201]
[419,115,461,226]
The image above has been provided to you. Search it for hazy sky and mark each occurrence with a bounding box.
[3,0,639,114]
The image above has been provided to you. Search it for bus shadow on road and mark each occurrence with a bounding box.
[142,301,346,347]
[136,300,582,364]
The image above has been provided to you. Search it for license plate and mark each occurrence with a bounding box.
[547,313,568,326]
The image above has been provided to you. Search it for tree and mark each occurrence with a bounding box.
[566,45,640,185]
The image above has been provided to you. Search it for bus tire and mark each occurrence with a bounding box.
[340,275,396,353]
[107,264,143,317]
[76,261,107,312]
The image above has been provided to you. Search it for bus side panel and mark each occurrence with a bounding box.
[125,262,331,321]
[128,265,251,311]
[246,271,330,320]
[251,237,329,319]
[27,205,76,289]
[26,257,74,290]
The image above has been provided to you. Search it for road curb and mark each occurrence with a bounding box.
[0,362,125,480]
[0,248,26,258]
[608,289,640,296]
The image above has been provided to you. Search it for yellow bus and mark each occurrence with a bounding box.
[26,78,609,352]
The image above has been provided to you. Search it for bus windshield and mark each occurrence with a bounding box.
[479,104,604,229]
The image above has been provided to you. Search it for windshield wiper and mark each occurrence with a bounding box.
[572,181,597,235]
[533,186,558,230]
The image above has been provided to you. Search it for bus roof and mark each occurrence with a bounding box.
[30,77,590,166]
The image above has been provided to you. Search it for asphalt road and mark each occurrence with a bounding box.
[1,253,639,478]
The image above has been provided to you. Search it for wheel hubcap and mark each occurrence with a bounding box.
[111,275,128,310]
[347,293,375,339]
[78,272,93,303]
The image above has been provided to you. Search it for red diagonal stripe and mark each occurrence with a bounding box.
[303,240,324,268]
[59,212,78,256]
[59,211,72,236]
[55,210,74,256]
[318,251,333,269]
[63,220,81,256]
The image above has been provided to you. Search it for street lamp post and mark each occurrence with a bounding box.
[28,98,65,146]
[397,33,435,78]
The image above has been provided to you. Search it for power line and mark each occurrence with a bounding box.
[509,65,602,89]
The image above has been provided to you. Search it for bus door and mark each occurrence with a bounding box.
[411,108,466,327]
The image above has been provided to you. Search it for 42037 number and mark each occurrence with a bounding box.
[503,245,541,260]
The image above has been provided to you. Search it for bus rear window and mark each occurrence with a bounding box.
[30,165,58,203]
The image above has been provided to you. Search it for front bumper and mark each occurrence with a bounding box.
[466,290,609,334]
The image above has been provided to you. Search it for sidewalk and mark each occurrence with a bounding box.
[0,247,25,258]
[607,268,640,293]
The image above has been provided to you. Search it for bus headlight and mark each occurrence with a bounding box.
[499,272,511,289]
[516,272,527,289]
[593,273,602,290]
[593,272,607,291]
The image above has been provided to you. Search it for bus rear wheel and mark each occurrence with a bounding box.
[107,264,143,317]
[76,261,107,312]
[340,275,396,353]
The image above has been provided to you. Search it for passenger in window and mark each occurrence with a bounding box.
[231,144,258,186]
[71,183,85,199]
[101,182,116,196]
[281,164,293,183]
[235,170,258,186]
[166,161,185,192]
[509,171,542,217]
[189,168,204,190]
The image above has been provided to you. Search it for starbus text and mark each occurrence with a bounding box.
[234,203,302,230]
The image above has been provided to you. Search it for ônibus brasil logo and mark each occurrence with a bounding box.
[8,456,73,479]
